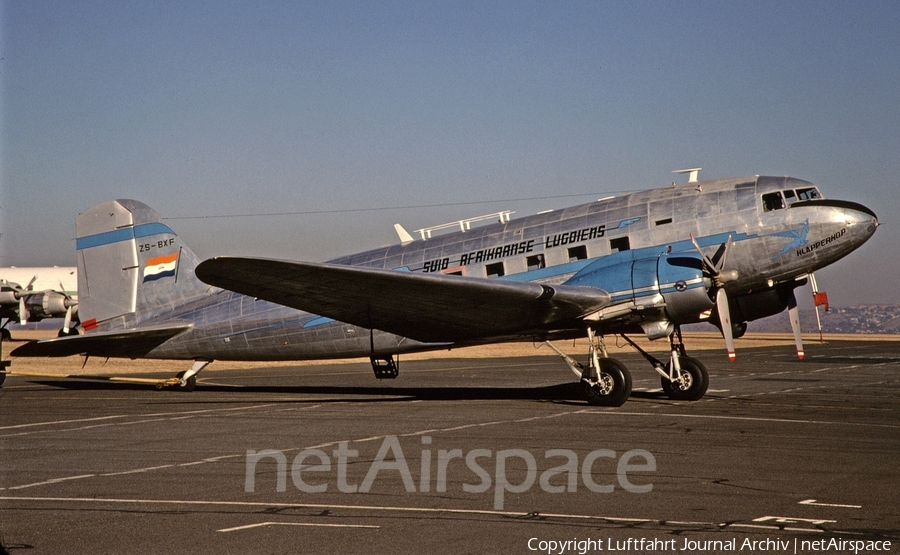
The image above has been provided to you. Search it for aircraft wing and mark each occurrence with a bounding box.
[10,324,193,358]
[195,257,610,343]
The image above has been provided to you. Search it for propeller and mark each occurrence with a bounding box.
[784,272,828,361]
[11,276,39,325]
[59,281,79,334]
[690,234,739,361]
[787,288,804,360]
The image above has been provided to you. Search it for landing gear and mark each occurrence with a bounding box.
[660,356,708,401]
[621,327,709,401]
[0,322,8,387]
[582,358,632,407]
[164,360,210,391]
[57,325,80,337]
[546,327,632,407]
[174,371,197,392]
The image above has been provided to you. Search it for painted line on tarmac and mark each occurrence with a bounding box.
[0,495,829,535]
[218,521,380,532]
[582,410,900,429]
[0,403,283,438]
[4,474,96,491]
[101,465,176,477]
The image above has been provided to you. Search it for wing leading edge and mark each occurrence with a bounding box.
[195,257,610,343]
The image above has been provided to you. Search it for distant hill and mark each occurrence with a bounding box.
[746,304,900,334]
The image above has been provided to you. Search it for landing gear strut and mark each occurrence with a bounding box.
[162,359,211,392]
[621,327,709,401]
[546,328,632,407]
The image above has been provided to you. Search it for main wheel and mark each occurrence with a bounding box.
[582,357,632,407]
[661,356,709,401]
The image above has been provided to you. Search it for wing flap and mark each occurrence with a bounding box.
[10,324,193,358]
[195,257,610,343]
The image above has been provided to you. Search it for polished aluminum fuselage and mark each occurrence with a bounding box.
[87,176,878,361]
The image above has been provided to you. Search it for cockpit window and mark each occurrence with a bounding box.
[795,187,821,201]
[763,187,822,212]
[762,192,785,212]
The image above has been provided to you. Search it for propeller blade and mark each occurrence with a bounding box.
[690,233,738,287]
[716,288,736,362]
[19,296,27,325]
[787,290,804,360]
[717,235,734,270]
[690,233,718,274]
[63,305,74,334]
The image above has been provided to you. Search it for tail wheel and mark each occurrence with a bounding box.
[661,356,709,401]
[175,371,197,392]
[583,357,632,407]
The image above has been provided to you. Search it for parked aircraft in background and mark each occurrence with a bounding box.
[8,172,878,405]
[1,267,78,340]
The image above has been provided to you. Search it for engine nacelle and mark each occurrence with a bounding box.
[567,251,715,331]
[730,283,799,324]
[0,286,19,305]
[22,291,75,321]
[657,254,715,324]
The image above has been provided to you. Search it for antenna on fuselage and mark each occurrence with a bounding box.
[673,167,702,183]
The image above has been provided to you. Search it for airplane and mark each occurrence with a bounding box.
[0,266,79,340]
[6,172,879,405]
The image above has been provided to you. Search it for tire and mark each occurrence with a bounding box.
[175,371,197,392]
[583,357,632,407]
[661,356,709,401]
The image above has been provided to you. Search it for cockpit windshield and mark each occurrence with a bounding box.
[795,187,821,201]
[762,187,822,212]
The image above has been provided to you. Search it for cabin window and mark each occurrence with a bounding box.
[485,262,505,278]
[783,189,797,204]
[567,245,587,262]
[762,192,785,212]
[655,218,673,226]
[610,237,630,253]
[526,254,546,271]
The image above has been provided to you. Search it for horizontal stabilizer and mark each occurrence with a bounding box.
[11,324,193,358]
[195,257,611,343]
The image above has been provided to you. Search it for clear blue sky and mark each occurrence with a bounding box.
[2,1,898,306]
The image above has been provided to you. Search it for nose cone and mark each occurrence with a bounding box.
[837,200,879,245]
[800,199,879,264]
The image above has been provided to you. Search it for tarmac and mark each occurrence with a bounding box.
[1,334,898,554]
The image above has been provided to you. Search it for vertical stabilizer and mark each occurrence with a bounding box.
[76,200,208,331]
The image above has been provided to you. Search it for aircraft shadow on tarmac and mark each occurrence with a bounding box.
[27,378,669,403]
